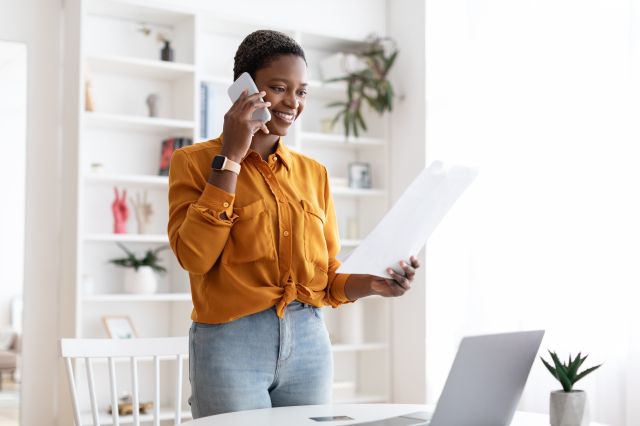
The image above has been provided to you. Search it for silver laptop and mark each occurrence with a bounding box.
[356,330,544,426]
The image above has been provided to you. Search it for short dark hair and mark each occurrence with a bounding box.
[233,30,307,80]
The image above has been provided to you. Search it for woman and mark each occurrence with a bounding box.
[167,30,420,418]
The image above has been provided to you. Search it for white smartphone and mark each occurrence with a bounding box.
[227,72,271,122]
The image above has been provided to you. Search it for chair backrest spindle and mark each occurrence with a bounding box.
[59,337,188,426]
[131,357,140,426]
[107,357,120,426]
[174,354,184,426]
[65,357,82,426]
[153,355,160,426]
[85,357,101,426]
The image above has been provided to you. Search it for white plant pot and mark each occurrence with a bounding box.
[550,390,590,426]
[123,266,158,294]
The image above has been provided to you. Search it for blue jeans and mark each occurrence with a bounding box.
[188,301,333,418]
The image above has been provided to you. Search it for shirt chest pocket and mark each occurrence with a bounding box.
[301,200,329,272]
[222,199,276,265]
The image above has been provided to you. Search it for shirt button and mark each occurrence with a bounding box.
[283,231,290,237]
[223,202,229,208]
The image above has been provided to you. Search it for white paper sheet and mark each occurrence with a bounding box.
[337,161,478,277]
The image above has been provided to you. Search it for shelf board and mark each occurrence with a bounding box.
[85,0,193,25]
[85,54,195,80]
[84,173,168,187]
[307,79,347,96]
[200,73,232,86]
[332,381,356,390]
[331,343,387,353]
[340,239,361,248]
[83,112,195,132]
[332,187,387,197]
[83,234,169,244]
[299,31,366,51]
[301,132,385,148]
[83,293,191,302]
[81,408,191,426]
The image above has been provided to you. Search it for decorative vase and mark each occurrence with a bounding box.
[160,40,174,62]
[550,390,590,426]
[123,266,157,294]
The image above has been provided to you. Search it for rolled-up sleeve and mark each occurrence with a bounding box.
[167,149,238,275]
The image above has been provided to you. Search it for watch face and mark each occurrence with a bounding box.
[212,155,226,169]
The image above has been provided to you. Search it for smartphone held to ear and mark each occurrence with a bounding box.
[228,72,271,122]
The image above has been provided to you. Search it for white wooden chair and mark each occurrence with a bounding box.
[59,337,188,426]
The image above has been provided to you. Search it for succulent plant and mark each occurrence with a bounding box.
[540,351,602,392]
[108,243,169,273]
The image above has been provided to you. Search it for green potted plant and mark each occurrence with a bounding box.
[540,351,602,426]
[109,243,169,294]
[326,35,398,138]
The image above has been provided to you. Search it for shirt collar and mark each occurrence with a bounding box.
[218,134,292,171]
[273,137,292,171]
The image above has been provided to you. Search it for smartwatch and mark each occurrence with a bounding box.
[211,155,241,175]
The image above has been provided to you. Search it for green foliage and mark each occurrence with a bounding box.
[327,35,398,138]
[540,351,602,392]
[108,243,169,273]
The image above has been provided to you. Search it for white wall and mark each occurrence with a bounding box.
[0,41,26,328]
[386,0,428,403]
[424,1,638,424]
[0,1,63,425]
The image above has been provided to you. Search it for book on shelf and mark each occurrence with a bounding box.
[159,137,193,176]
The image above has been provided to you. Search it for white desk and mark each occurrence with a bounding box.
[180,403,608,425]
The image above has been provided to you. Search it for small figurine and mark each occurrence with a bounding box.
[112,187,129,234]
[146,94,158,117]
[158,32,174,62]
[130,190,153,234]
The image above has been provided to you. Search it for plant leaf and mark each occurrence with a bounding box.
[541,356,559,379]
[549,351,573,391]
[355,108,368,132]
[567,352,582,382]
[116,242,135,258]
[384,50,399,73]
[574,364,603,384]
[331,110,345,129]
[326,101,346,109]
[343,110,351,138]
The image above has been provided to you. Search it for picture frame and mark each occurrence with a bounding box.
[348,162,372,189]
[102,316,138,339]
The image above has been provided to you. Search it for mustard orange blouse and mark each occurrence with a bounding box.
[167,135,352,324]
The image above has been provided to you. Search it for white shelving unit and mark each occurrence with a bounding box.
[64,0,392,418]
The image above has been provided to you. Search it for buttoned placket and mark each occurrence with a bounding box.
[250,154,293,284]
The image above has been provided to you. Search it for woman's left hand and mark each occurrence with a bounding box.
[370,255,420,297]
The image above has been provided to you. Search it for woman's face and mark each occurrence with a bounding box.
[254,54,308,137]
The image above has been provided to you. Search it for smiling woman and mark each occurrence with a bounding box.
[167,29,420,419]
[0,39,27,426]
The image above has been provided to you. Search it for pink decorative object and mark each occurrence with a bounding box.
[112,187,129,234]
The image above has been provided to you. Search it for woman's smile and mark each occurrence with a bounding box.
[271,110,296,124]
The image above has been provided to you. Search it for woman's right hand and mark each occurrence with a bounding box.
[220,89,271,162]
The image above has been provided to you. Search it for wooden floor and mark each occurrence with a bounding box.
[0,377,19,426]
